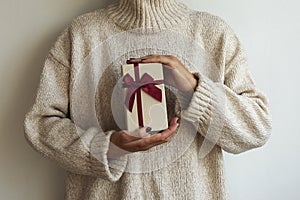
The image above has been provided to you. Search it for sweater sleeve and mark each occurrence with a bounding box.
[179,21,272,154]
[23,24,128,182]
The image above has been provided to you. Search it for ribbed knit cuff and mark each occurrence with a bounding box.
[180,72,216,125]
[90,130,128,182]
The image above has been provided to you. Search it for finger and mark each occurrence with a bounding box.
[124,126,178,152]
[154,117,179,139]
[127,54,155,62]
[144,117,179,137]
[121,117,179,150]
[140,55,174,66]
[117,128,151,147]
[151,120,179,146]
[125,126,152,139]
[127,58,141,63]
[168,117,179,126]
[124,118,179,151]
[123,131,164,151]
[129,54,172,65]
[160,118,179,139]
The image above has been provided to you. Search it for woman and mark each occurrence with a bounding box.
[24,0,272,199]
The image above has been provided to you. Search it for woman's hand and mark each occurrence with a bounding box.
[128,55,198,92]
[107,117,179,158]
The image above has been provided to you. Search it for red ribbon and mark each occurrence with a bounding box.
[123,62,164,127]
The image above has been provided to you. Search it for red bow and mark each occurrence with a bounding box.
[123,72,164,112]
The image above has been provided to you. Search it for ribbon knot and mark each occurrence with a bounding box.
[123,72,164,112]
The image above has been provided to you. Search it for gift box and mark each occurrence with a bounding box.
[121,61,168,132]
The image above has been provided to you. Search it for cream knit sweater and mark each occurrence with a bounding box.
[23,0,272,199]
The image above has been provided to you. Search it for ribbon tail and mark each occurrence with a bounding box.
[142,84,162,102]
[125,88,136,112]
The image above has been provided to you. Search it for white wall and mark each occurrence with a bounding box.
[0,0,299,199]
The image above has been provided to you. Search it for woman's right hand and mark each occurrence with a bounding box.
[107,117,179,158]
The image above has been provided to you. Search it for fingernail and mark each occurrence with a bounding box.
[146,127,152,133]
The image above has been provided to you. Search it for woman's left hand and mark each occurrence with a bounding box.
[128,54,198,93]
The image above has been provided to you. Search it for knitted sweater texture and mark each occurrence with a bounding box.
[24,0,272,199]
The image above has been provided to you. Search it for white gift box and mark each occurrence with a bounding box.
[121,62,168,132]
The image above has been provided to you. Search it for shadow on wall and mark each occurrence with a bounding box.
[0,0,112,199]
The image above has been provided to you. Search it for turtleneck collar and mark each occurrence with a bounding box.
[105,0,190,32]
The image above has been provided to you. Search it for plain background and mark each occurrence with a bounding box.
[0,0,299,199]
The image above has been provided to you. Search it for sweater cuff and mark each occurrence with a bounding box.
[180,72,216,125]
[90,129,128,182]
